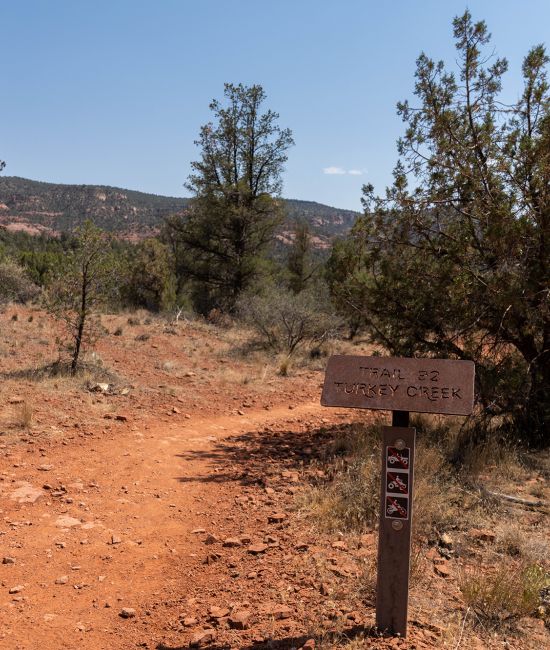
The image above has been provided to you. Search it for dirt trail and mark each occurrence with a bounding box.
[1,399,344,649]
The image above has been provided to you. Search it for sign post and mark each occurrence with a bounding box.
[321,356,475,638]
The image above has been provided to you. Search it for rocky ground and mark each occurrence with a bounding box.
[0,308,548,649]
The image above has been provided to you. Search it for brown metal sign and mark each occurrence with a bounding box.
[321,355,475,416]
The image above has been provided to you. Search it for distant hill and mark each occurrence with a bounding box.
[0,177,359,245]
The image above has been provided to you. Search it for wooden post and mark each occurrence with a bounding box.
[376,419,415,637]
[321,355,475,637]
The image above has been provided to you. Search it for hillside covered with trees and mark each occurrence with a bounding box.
[0,176,358,244]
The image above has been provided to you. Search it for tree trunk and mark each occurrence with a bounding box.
[523,352,550,447]
[71,271,88,375]
[71,313,85,375]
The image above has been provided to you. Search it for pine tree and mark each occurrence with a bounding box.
[164,83,294,314]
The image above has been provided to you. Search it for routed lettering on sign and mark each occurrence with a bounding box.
[321,356,475,416]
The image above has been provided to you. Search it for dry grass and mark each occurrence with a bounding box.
[16,401,33,429]
[459,561,549,628]
[299,424,381,533]
[300,423,483,542]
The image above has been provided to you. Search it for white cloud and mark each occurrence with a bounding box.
[322,167,367,176]
[323,166,346,175]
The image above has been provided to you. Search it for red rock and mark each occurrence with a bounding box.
[119,607,136,618]
[229,610,251,629]
[434,562,451,578]
[189,629,216,647]
[268,513,286,523]
[248,544,268,554]
[222,538,242,548]
[263,604,292,620]
[468,528,496,543]
[331,541,347,550]
[209,606,230,619]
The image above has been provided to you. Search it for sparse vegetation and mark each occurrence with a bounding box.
[459,562,549,627]
[16,401,33,429]
[237,284,340,355]
[44,221,119,374]
[1,9,548,650]
[0,258,39,306]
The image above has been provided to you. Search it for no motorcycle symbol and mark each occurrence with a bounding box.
[385,446,411,520]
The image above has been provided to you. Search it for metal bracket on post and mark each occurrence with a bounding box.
[376,413,415,638]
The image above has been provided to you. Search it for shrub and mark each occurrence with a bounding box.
[237,284,340,355]
[459,562,549,627]
[0,258,39,306]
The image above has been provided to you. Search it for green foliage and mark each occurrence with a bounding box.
[164,83,294,314]
[125,238,177,312]
[44,221,119,374]
[0,228,70,285]
[237,283,340,354]
[326,236,370,338]
[329,11,550,446]
[286,220,319,294]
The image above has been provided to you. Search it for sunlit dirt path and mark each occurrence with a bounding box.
[1,400,344,650]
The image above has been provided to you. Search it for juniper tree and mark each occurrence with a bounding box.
[328,11,550,446]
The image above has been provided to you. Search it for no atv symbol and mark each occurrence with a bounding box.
[385,446,410,520]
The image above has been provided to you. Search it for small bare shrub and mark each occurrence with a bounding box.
[135,333,150,342]
[278,356,291,377]
[237,285,340,355]
[0,258,39,306]
[127,317,140,326]
[113,327,123,336]
[17,401,33,429]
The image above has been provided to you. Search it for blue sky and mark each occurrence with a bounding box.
[1,0,549,211]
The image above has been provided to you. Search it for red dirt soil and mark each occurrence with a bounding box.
[0,309,548,650]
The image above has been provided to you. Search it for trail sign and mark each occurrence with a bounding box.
[321,355,475,638]
[321,355,475,415]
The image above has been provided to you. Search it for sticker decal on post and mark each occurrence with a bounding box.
[386,496,409,519]
[385,446,410,520]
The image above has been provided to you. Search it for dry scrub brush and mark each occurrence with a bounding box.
[300,422,480,542]
[459,562,549,628]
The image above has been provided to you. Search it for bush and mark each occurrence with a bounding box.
[459,562,549,628]
[237,285,340,354]
[0,258,39,306]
